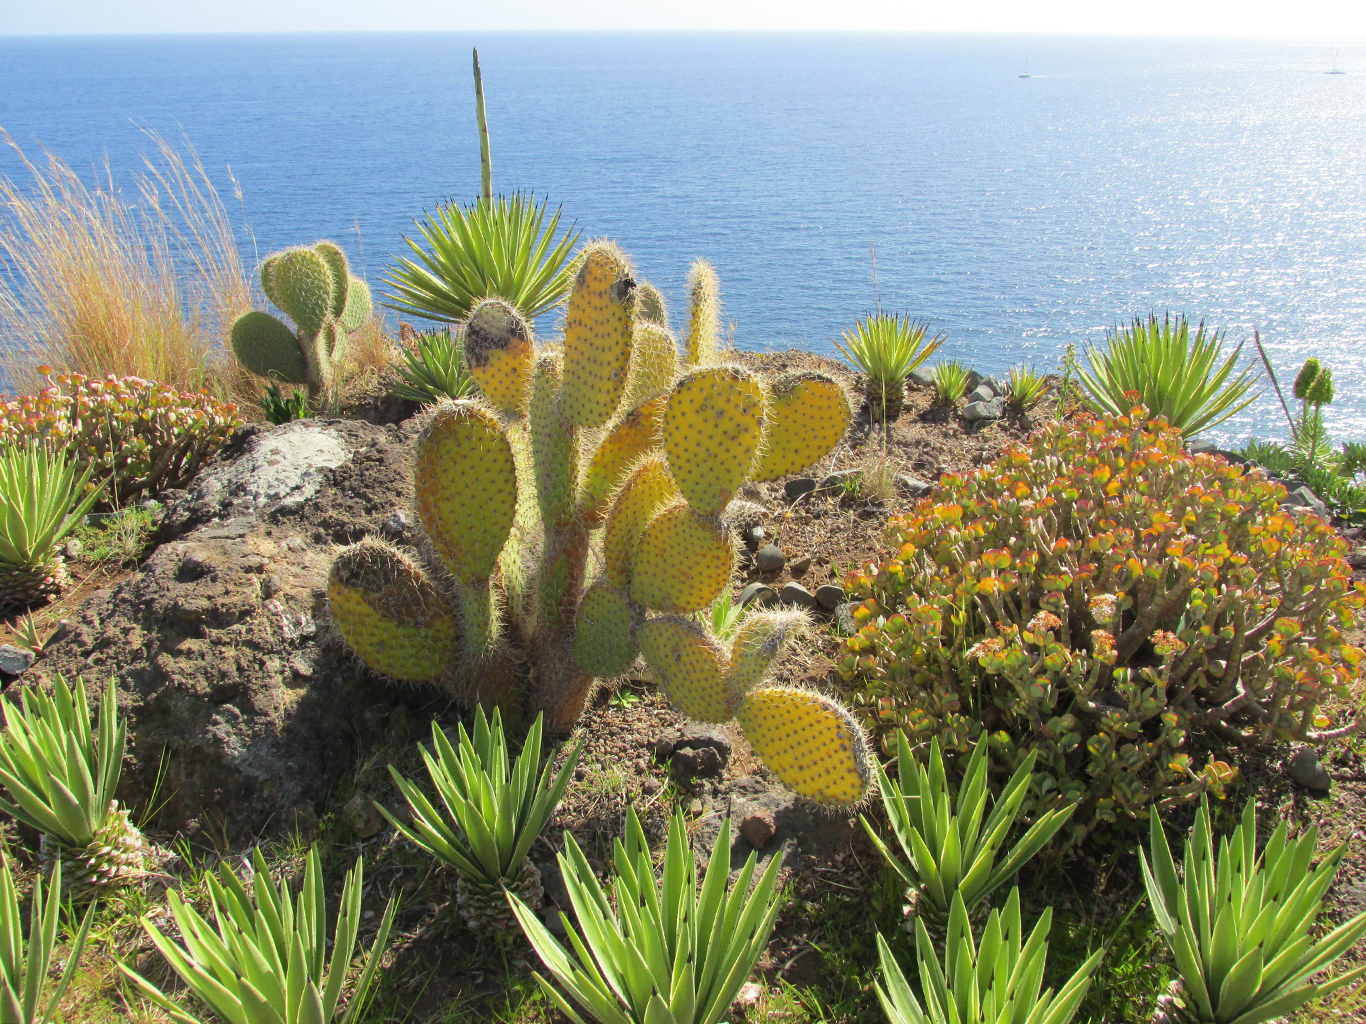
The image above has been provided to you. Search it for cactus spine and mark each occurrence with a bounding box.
[328,242,869,803]
[231,241,372,400]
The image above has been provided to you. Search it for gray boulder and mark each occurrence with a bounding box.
[963,398,1005,422]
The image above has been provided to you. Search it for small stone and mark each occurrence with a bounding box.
[962,397,1005,422]
[780,583,818,610]
[1287,748,1331,792]
[0,645,35,677]
[834,602,859,634]
[641,778,661,795]
[652,731,678,760]
[964,369,984,391]
[739,582,779,608]
[1348,549,1366,569]
[815,584,846,611]
[739,809,777,849]
[260,574,283,599]
[784,478,817,501]
[63,538,83,560]
[896,475,934,498]
[139,498,161,511]
[983,375,1006,396]
[817,469,862,493]
[787,555,813,577]
[178,552,213,581]
[734,981,764,1011]
[542,905,568,938]
[968,384,995,403]
[687,798,704,815]
[1285,487,1328,518]
[746,525,766,544]
[677,724,732,762]
[342,793,386,839]
[908,367,936,387]
[674,743,723,778]
[1187,438,1218,455]
[756,545,786,574]
[381,511,411,538]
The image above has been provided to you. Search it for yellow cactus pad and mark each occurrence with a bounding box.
[685,258,722,367]
[603,456,677,588]
[561,241,635,429]
[572,580,639,677]
[727,608,809,703]
[663,366,766,514]
[464,298,535,416]
[529,355,580,530]
[580,397,665,526]
[328,540,458,682]
[621,322,678,410]
[414,401,518,584]
[639,615,732,723]
[737,687,873,807]
[752,373,852,482]
[629,501,734,614]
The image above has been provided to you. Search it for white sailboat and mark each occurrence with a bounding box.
[1019,58,1031,79]
[1326,49,1346,74]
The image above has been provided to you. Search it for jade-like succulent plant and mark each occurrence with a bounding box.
[328,241,872,806]
[231,241,372,399]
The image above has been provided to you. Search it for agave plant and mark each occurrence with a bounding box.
[1006,364,1047,410]
[259,381,310,425]
[510,807,783,1024]
[0,858,95,1024]
[121,846,395,1024]
[0,442,105,611]
[875,889,1103,1024]
[835,313,944,424]
[384,192,581,325]
[1140,795,1366,1024]
[0,675,146,897]
[389,327,478,404]
[1078,314,1260,436]
[861,734,1075,928]
[380,707,582,937]
[931,359,972,406]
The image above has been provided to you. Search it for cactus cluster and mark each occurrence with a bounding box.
[230,241,372,399]
[838,406,1365,847]
[328,241,872,806]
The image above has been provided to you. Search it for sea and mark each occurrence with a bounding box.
[2,32,1365,446]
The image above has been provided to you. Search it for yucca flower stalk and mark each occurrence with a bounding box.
[0,442,105,610]
[875,888,1103,1024]
[835,313,945,425]
[1140,796,1366,1024]
[384,192,581,324]
[389,327,478,404]
[510,807,784,1024]
[931,359,972,406]
[0,858,95,1024]
[1078,314,1260,436]
[380,707,582,937]
[1006,364,1047,411]
[121,845,395,1024]
[862,734,1075,927]
[0,675,146,896]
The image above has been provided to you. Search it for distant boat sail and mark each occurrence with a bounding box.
[1019,58,1031,79]
[1326,49,1346,74]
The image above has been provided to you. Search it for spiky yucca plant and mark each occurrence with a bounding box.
[1141,796,1366,1024]
[1079,314,1260,436]
[510,807,783,1024]
[381,707,581,938]
[0,859,95,1024]
[390,327,478,404]
[122,846,395,1024]
[862,734,1074,932]
[931,359,972,406]
[0,676,145,897]
[1006,364,1047,410]
[876,889,1102,1024]
[835,313,944,424]
[0,442,104,611]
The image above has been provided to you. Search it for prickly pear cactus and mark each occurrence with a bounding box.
[328,240,871,805]
[230,240,373,399]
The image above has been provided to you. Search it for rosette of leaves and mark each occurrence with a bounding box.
[836,406,1365,850]
[0,370,243,504]
[0,858,96,1024]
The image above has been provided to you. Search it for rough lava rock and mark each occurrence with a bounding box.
[1287,748,1332,792]
[30,418,423,846]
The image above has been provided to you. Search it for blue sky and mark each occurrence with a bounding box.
[2,0,1364,37]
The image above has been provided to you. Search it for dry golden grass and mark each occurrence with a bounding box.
[0,129,251,396]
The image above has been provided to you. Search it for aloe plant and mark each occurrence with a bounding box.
[0,859,95,1024]
[931,359,972,406]
[510,807,783,1024]
[1006,364,1047,410]
[876,889,1102,1024]
[389,327,478,404]
[862,734,1075,922]
[1140,795,1366,1024]
[835,313,945,423]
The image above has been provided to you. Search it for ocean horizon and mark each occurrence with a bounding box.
[2,31,1365,445]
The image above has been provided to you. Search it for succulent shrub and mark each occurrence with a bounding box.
[259,381,310,424]
[389,326,478,404]
[0,370,242,505]
[329,242,872,806]
[837,407,1364,848]
[230,240,372,400]
[1078,314,1259,436]
[1006,363,1047,410]
[931,359,971,406]
[835,313,945,425]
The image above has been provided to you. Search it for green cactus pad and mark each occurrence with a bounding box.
[312,240,350,320]
[340,275,372,333]
[328,538,458,682]
[572,580,639,677]
[752,373,852,482]
[604,455,677,588]
[621,322,678,411]
[629,501,734,614]
[663,366,767,515]
[685,258,722,367]
[580,396,665,527]
[633,280,669,329]
[270,246,335,336]
[530,355,579,530]
[727,608,809,704]
[414,400,518,584]
[561,241,636,429]
[737,686,873,807]
[230,310,308,385]
[639,615,733,723]
[260,253,284,310]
